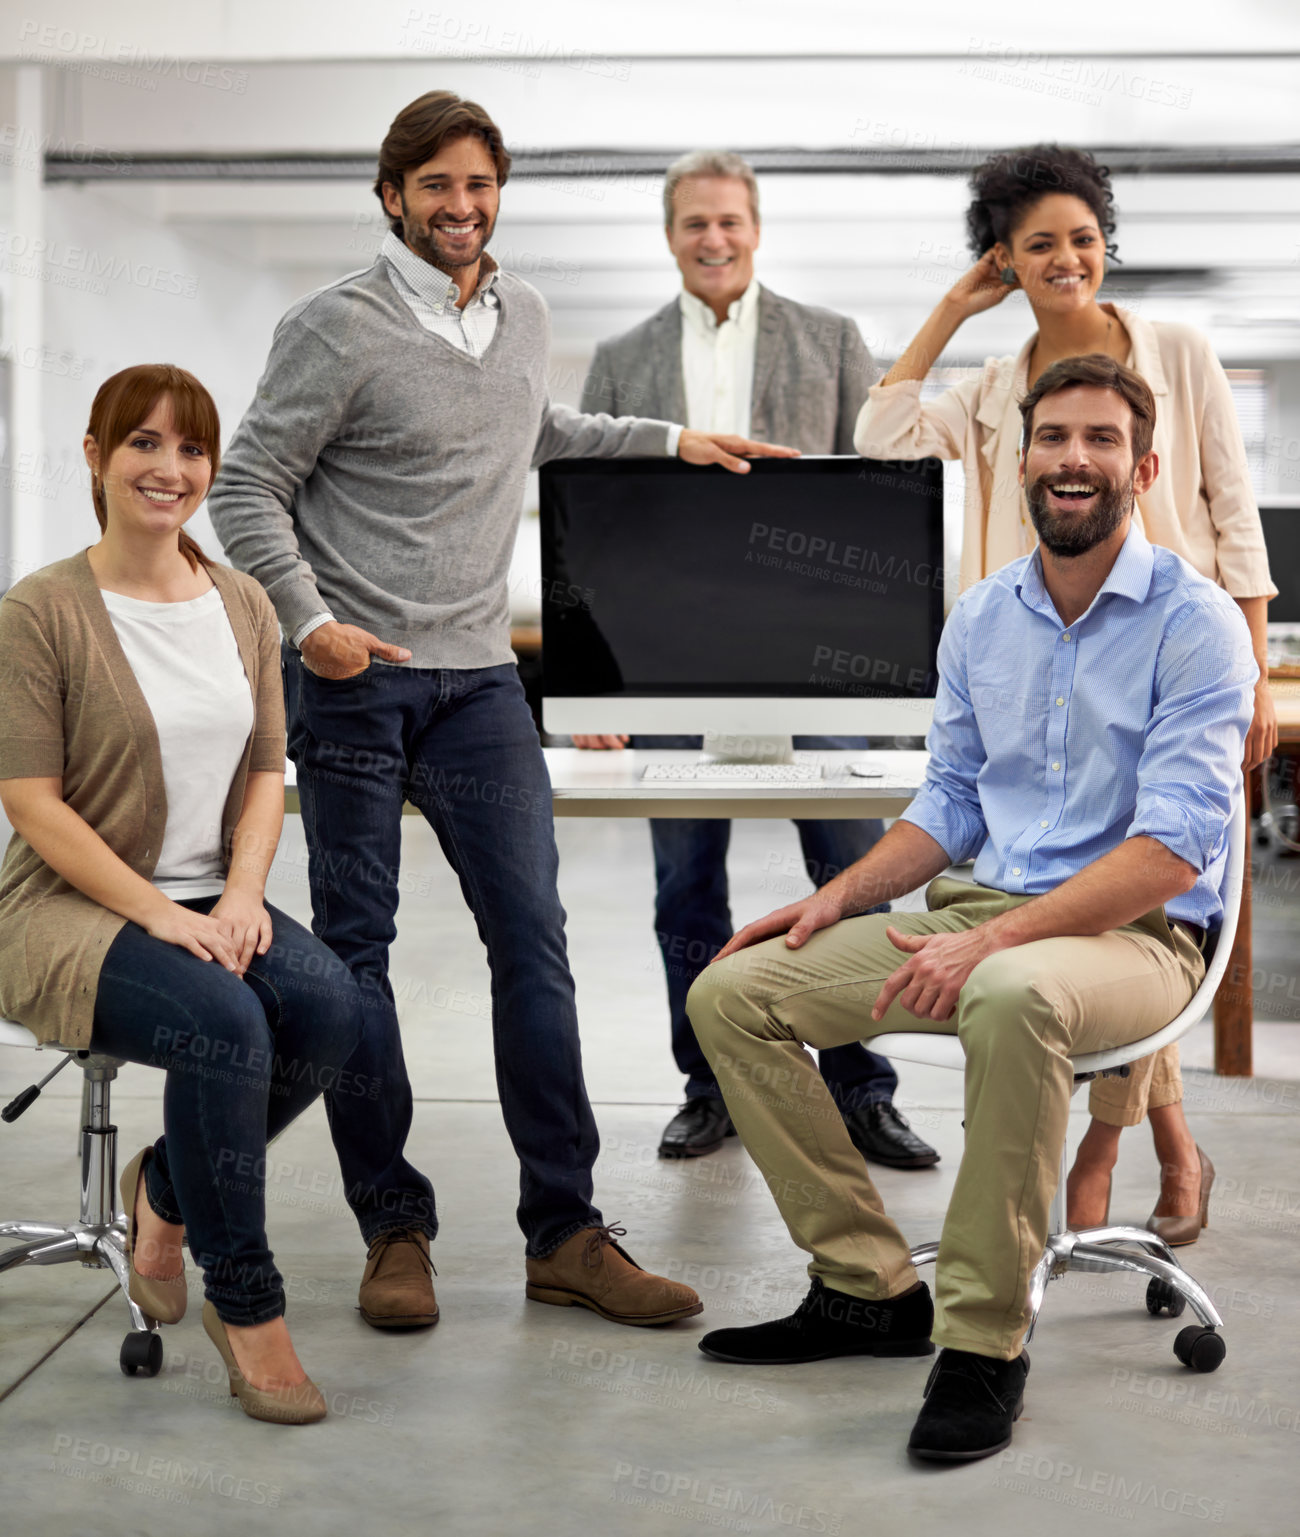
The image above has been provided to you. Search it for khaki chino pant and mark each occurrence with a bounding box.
[1089,1040,1183,1126]
[687,879,1205,1360]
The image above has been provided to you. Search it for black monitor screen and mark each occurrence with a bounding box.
[540,457,945,698]
[1261,504,1300,625]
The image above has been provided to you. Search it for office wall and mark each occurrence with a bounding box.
[35,181,298,567]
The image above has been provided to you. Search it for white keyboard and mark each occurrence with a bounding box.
[641,762,824,785]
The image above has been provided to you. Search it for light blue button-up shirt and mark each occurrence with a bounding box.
[900,524,1256,929]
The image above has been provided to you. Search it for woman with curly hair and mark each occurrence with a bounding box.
[855,144,1276,1242]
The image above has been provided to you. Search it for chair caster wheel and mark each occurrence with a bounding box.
[1173,1325,1225,1373]
[1145,1278,1186,1318]
[120,1330,163,1377]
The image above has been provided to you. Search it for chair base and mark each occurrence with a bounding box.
[0,1052,164,1376]
[908,1148,1226,1373]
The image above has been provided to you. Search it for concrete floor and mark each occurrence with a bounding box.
[2,813,1299,1537]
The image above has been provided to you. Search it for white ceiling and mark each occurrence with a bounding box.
[15,9,1300,360]
[7,0,1300,62]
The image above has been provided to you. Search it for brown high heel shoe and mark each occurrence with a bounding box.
[1145,1146,1215,1248]
[119,1147,187,1325]
[202,1302,327,1425]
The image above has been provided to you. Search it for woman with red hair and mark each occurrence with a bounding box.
[0,365,360,1424]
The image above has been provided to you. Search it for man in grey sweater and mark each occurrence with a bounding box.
[209,90,791,1332]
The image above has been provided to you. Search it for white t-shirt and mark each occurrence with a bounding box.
[101,584,255,899]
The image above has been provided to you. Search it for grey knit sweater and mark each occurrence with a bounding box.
[209,258,673,668]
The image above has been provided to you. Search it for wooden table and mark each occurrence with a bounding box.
[1213,676,1300,1076]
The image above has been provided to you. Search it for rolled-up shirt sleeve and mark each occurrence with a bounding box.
[1126,593,1256,871]
[899,601,989,863]
[853,374,979,461]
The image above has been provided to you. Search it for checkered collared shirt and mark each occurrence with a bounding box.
[381,229,501,358]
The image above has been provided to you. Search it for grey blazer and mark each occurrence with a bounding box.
[579,285,875,454]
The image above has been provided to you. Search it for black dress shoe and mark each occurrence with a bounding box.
[698,1276,934,1364]
[907,1347,1030,1463]
[842,1101,940,1169]
[658,1097,736,1159]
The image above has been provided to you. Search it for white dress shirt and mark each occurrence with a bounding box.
[381,229,501,358]
[679,278,761,435]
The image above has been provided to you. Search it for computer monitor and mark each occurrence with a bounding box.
[540,456,946,739]
[1260,502,1300,626]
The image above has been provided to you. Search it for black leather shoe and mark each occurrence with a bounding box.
[698,1276,934,1364]
[842,1101,940,1169]
[658,1097,736,1159]
[908,1347,1029,1463]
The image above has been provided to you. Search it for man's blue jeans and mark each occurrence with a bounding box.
[284,650,603,1258]
[89,898,363,1325]
[635,736,898,1107]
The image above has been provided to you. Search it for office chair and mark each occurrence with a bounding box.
[0,1020,163,1377]
[872,796,1247,1375]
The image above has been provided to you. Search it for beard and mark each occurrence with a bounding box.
[1026,471,1132,557]
[400,196,494,275]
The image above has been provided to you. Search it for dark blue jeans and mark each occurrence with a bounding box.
[634,735,898,1106]
[284,649,603,1258]
[89,898,362,1326]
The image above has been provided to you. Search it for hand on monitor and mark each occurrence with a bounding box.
[677,430,800,474]
[572,735,629,750]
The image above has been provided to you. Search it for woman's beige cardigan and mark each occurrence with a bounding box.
[0,552,285,1047]
[855,302,1276,599]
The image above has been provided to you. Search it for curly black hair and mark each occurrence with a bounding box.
[965,144,1119,262]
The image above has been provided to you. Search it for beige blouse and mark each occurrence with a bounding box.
[0,552,285,1047]
[854,303,1276,600]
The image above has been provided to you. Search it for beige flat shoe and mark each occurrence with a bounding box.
[119,1147,187,1325]
[202,1302,327,1425]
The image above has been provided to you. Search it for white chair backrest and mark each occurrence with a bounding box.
[1070,791,1247,1073]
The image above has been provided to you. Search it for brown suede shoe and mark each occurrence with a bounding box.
[525,1224,702,1326]
[358,1228,439,1329]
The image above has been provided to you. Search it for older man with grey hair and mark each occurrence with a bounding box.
[576,150,940,1173]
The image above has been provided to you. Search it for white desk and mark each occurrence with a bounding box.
[284,750,928,819]
[544,748,928,820]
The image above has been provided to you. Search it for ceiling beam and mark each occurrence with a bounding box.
[46,143,1300,183]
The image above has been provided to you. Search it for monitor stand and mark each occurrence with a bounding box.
[701,732,796,765]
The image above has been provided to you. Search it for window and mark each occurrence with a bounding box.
[1223,369,1270,499]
